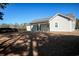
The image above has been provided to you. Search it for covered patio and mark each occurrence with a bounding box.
[31,19,50,32]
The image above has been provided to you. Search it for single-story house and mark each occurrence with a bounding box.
[26,13,79,32]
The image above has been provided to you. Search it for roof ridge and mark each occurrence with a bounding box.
[58,13,75,19]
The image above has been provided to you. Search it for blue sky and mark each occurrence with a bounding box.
[0,3,79,24]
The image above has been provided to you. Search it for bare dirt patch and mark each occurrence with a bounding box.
[0,31,79,56]
[47,31,79,36]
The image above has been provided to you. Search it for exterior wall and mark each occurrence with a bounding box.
[71,20,76,31]
[26,25,31,31]
[49,16,75,32]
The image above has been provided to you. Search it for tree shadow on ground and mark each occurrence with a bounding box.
[35,32,79,56]
[0,32,79,56]
[0,32,30,56]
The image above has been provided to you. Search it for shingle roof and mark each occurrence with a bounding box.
[31,13,75,24]
[31,17,51,24]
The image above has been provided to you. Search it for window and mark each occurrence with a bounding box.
[55,22,58,28]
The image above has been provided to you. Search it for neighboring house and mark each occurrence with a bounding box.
[26,13,79,32]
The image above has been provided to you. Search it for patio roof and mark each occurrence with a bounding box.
[31,17,51,24]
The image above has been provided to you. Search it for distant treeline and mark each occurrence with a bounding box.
[76,20,79,29]
[0,23,28,32]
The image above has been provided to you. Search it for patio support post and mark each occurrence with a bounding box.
[38,24,41,31]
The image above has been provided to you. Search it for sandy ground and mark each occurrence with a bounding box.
[47,31,79,36]
[0,31,79,56]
